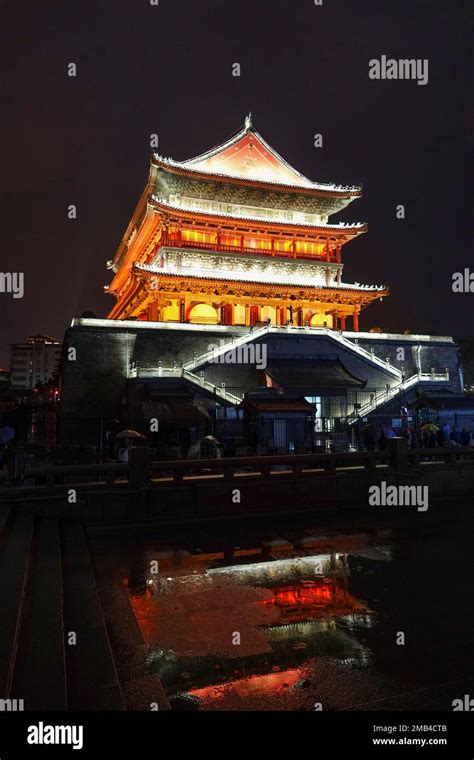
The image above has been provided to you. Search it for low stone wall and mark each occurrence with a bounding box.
[7,458,474,526]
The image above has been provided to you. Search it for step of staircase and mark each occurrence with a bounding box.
[10,517,67,710]
[91,548,171,711]
[0,512,34,698]
[62,522,124,710]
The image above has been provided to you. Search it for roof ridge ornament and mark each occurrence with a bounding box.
[244,112,252,130]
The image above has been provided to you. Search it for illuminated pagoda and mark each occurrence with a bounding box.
[60,116,463,450]
[106,115,388,331]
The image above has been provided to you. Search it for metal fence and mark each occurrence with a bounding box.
[2,408,473,465]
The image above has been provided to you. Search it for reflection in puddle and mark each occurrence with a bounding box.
[126,549,380,709]
[190,668,304,702]
[259,578,368,624]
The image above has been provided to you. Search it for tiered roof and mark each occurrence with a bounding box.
[109,117,367,277]
[135,261,386,293]
[148,196,367,235]
[153,114,361,195]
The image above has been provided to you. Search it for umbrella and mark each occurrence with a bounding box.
[192,400,213,420]
[0,426,15,445]
[421,423,439,432]
[115,429,147,439]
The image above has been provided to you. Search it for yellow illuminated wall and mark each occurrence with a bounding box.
[243,236,272,250]
[162,301,180,321]
[220,234,241,247]
[260,305,277,323]
[296,241,325,256]
[273,239,293,252]
[188,303,219,324]
[234,304,246,324]
[310,312,333,327]
[181,229,217,245]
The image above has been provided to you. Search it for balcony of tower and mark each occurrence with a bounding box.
[159,229,344,264]
[147,196,367,265]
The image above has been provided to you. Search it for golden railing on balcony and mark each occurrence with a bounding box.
[161,235,341,263]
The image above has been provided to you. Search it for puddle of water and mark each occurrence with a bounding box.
[126,548,383,710]
[93,505,474,710]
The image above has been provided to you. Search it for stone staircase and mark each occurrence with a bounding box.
[129,364,243,404]
[183,324,403,380]
[10,517,66,710]
[348,371,450,422]
[61,522,124,710]
[0,510,34,701]
[129,325,409,404]
[0,508,168,711]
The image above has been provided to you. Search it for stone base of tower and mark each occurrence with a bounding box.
[58,317,462,449]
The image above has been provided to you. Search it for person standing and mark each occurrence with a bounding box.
[442,422,451,445]
[117,438,129,463]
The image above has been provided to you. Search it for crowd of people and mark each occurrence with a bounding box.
[362,421,471,451]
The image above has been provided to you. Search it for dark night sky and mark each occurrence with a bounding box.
[0,0,471,365]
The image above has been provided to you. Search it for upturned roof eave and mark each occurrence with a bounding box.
[133,263,389,296]
[148,196,367,235]
[151,156,362,198]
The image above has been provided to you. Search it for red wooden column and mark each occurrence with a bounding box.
[223,303,234,325]
[249,305,259,325]
[148,301,159,321]
[353,311,359,331]
[340,314,347,331]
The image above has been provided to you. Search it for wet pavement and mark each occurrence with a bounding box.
[90,503,474,711]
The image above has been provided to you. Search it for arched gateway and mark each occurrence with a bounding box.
[187,303,219,325]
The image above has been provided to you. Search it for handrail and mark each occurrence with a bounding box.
[162,238,340,263]
[322,328,402,378]
[20,461,129,487]
[350,371,450,421]
[183,323,271,371]
[149,450,392,481]
[148,445,474,483]
[3,446,472,492]
[181,369,243,404]
[129,365,243,403]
